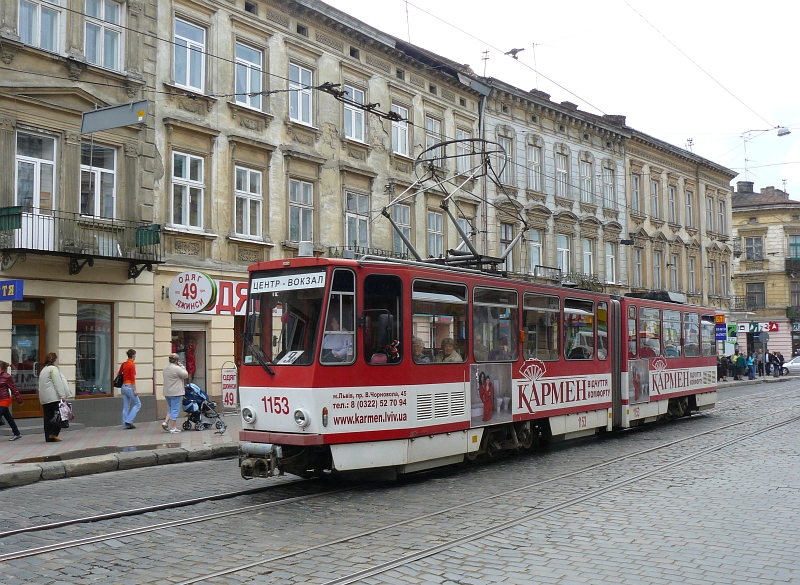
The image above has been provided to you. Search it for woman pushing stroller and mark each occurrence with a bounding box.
[162,354,188,433]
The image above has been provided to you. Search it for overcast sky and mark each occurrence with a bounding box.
[325,0,799,196]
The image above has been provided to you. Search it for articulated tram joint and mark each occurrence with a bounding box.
[239,442,283,479]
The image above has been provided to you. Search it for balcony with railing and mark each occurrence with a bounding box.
[0,207,162,278]
[730,295,761,312]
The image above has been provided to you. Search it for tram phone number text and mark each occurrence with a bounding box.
[260,392,408,414]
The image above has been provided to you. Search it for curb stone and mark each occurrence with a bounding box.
[0,441,239,489]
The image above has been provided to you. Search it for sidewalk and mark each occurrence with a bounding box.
[0,412,241,488]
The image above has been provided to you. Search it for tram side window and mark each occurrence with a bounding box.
[683,312,700,357]
[628,317,637,359]
[639,307,661,358]
[701,314,716,356]
[597,301,608,360]
[474,287,519,362]
[523,293,559,361]
[565,298,594,360]
[663,309,682,358]
[321,269,356,364]
[363,275,403,365]
[412,280,467,364]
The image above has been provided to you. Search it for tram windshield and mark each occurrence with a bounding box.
[244,268,326,366]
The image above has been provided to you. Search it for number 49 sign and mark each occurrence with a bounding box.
[221,366,239,410]
[168,271,218,313]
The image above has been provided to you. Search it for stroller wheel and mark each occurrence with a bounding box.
[215,420,224,429]
[182,421,192,431]
[195,422,205,431]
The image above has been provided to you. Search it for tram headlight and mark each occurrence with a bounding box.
[293,407,311,428]
[242,406,257,424]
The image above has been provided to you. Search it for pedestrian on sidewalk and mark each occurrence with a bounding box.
[756,349,764,377]
[771,352,781,377]
[120,349,140,429]
[0,360,23,441]
[162,353,188,434]
[747,353,756,380]
[38,353,72,442]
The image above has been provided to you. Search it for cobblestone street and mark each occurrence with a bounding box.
[2,382,798,585]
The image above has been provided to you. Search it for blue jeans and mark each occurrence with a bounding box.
[121,384,141,426]
[165,395,181,420]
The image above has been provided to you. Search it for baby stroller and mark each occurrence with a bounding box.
[182,383,227,434]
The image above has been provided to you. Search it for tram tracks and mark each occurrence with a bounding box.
[2,401,798,574]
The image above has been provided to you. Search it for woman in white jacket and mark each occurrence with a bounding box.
[38,353,72,442]
[162,354,189,433]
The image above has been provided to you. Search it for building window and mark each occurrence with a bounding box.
[668,186,676,223]
[16,132,55,213]
[557,234,571,273]
[579,160,592,203]
[80,142,115,218]
[392,203,411,255]
[289,178,313,242]
[289,63,313,125]
[792,281,800,307]
[650,180,659,218]
[234,166,262,237]
[688,257,696,292]
[174,18,205,91]
[708,260,716,295]
[235,42,262,110]
[790,235,800,259]
[605,242,616,283]
[745,236,763,260]
[527,144,541,191]
[746,282,766,308]
[498,136,512,184]
[653,251,662,289]
[390,103,408,157]
[530,228,542,273]
[425,116,442,162]
[705,196,714,231]
[556,153,568,199]
[85,0,121,71]
[19,0,61,53]
[500,222,513,272]
[427,210,443,257]
[76,302,113,396]
[669,254,679,291]
[582,238,594,275]
[717,200,726,233]
[345,192,369,248]
[456,216,473,250]
[343,85,365,142]
[172,152,203,228]
[456,129,471,174]
[685,191,694,227]
[631,174,641,213]
[633,248,642,288]
[721,262,728,296]
[602,167,614,208]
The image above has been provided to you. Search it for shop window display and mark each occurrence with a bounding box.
[172,331,206,388]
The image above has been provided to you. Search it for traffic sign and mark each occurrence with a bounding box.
[81,100,148,134]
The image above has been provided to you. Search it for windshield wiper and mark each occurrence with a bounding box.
[241,334,275,376]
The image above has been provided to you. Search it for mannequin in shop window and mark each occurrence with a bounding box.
[185,338,196,382]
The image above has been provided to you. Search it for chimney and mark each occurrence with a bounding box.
[560,101,578,111]
[529,89,550,101]
[760,186,789,199]
[736,181,754,193]
[602,114,626,127]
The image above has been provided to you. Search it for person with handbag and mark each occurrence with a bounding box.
[120,349,140,430]
[38,353,72,442]
[0,360,24,441]
[162,353,188,433]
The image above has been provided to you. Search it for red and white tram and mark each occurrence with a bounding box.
[237,256,718,480]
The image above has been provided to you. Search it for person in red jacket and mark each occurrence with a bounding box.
[0,360,24,440]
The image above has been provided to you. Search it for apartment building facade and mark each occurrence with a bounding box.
[0,0,160,423]
[481,81,629,289]
[731,181,800,357]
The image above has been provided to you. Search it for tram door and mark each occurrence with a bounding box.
[11,299,46,418]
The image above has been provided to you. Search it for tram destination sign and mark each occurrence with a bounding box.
[250,272,326,293]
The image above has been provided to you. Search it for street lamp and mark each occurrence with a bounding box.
[741,126,791,180]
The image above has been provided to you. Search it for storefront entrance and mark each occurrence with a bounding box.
[11,299,45,418]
